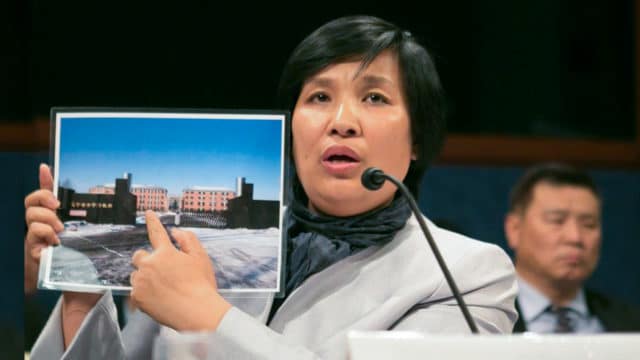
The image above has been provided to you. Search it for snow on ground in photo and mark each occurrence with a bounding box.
[50,222,281,291]
[60,222,135,237]
[185,227,280,290]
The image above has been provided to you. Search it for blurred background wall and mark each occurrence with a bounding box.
[2,0,638,356]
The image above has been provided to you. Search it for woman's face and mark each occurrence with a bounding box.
[292,50,414,217]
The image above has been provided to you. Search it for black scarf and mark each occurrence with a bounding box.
[268,194,412,322]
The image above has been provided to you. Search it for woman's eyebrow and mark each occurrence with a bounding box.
[304,77,334,89]
[357,74,394,87]
[303,74,394,91]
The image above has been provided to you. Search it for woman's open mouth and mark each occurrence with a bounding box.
[321,145,361,176]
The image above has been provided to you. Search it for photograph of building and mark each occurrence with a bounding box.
[48,112,285,293]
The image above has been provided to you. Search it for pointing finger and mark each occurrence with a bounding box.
[145,210,171,250]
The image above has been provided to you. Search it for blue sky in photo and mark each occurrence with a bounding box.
[57,116,283,200]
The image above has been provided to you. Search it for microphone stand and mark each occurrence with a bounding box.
[362,167,479,334]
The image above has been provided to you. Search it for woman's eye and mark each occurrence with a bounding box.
[364,93,388,104]
[309,92,330,103]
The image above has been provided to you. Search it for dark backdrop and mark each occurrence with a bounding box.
[3,0,636,140]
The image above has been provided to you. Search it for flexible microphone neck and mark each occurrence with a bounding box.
[361,167,479,334]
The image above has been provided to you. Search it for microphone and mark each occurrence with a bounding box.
[361,167,479,334]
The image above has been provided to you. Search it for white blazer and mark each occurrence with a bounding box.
[30,214,518,359]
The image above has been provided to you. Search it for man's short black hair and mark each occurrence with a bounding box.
[509,162,600,213]
[277,15,446,201]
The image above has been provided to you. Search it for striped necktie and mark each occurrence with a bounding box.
[550,306,574,333]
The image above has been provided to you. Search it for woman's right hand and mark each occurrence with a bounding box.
[24,164,63,294]
[25,164,102,348]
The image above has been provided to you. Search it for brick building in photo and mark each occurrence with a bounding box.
[179,177,279,229]
[89,182,168,212]
[131,186,168,211]
[181,186,236,212]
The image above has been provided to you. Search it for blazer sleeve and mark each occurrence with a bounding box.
[29,291,123,359]
[391,241,519,334]
[155,307,322,360]
[30,292,321,360]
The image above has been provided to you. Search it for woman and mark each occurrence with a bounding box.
[25,15,517,359]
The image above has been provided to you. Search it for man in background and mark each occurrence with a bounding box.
[504,162,640,333]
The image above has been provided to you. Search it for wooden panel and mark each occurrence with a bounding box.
[438,135,640,168]
[0,119,49,151]
[2,119,638,167]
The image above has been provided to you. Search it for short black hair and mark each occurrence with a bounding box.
[509,162,600,213]
[277,15,446,201]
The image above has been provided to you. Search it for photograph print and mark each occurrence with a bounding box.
[38,108,287,294]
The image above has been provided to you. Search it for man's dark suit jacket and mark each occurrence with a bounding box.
[513,288,640,332]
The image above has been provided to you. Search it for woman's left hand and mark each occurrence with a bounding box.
[130,210,231,331]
